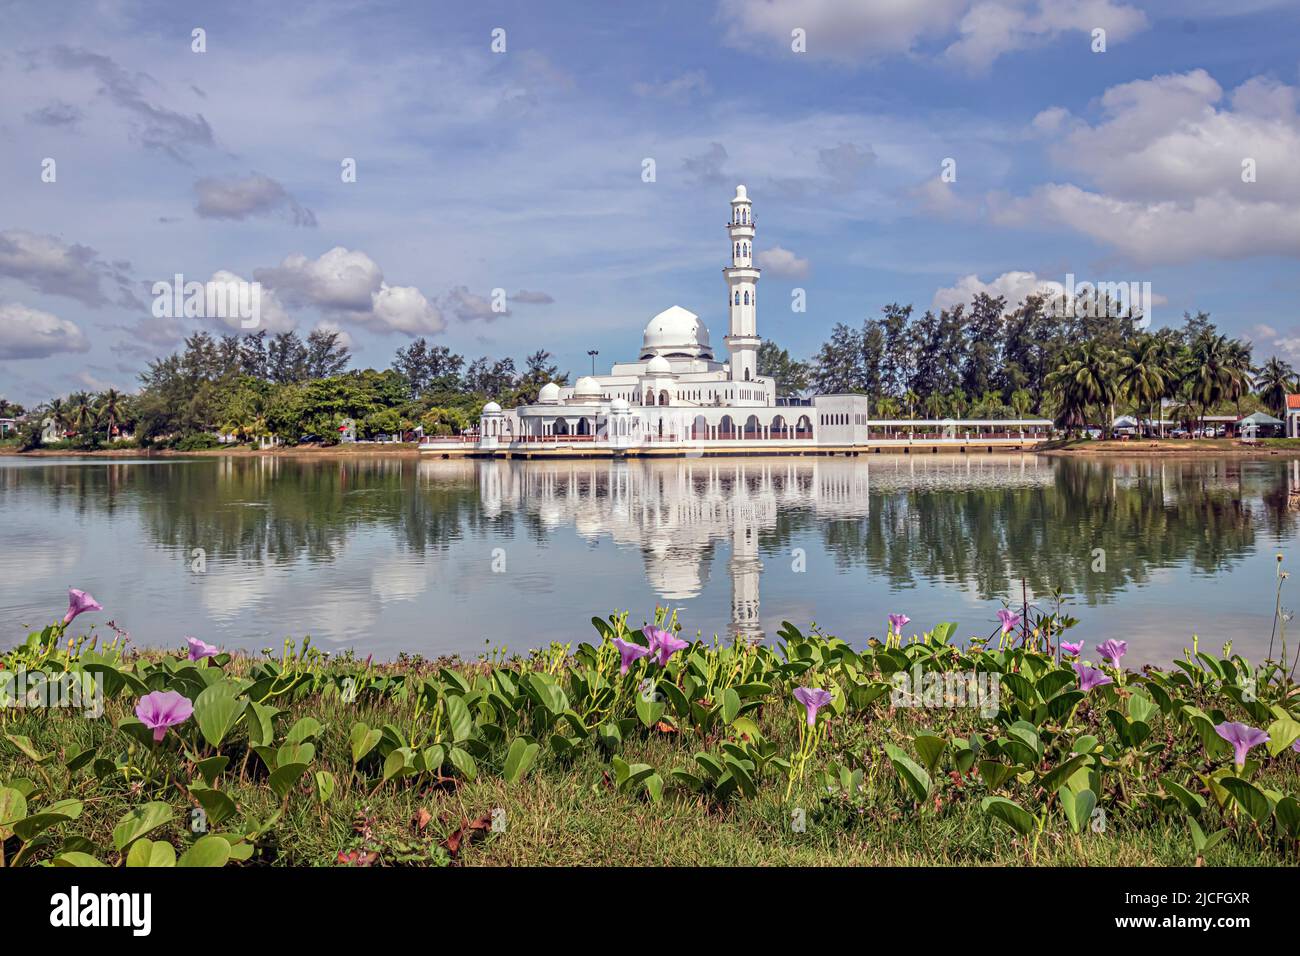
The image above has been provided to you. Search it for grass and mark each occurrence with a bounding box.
[4,630,1298,868]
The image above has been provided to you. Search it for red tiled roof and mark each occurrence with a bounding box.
[1288,394,1300,409]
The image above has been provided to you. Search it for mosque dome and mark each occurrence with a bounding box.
[645,355,673,376]
[573,376,602,398]
[482,401,502,414]
[538,382,561,404]
[640,305,713,360]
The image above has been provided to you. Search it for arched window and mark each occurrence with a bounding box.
[743,291,750,305]
[744,242,750,258]
[734,243,740,259]
[734,291,740,305]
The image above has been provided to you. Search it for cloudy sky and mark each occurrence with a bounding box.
[3,0,1300,404]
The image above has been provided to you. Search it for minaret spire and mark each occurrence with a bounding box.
[724,184,760,382]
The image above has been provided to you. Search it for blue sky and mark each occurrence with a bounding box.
[3,0,1300,404]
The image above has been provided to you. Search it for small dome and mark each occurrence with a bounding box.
[610,397,629,412]
[646,355,672,375]
[482,401,502,414]
[731,184,749,203]
[538,382,561,404]
[573,376,601,397]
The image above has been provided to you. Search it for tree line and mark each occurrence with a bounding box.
[6,290,1297,449]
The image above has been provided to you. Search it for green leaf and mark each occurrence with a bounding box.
[382,748,414,784]
[196,755,229,787]
[125,838,177,867]
[53,851,107,867]
[315,771,336,804]
[978,760,1014,791]
[722,687,741,724]
[1266,717,1300,757]
[193,682,245,749]
[1059,787,1097,835]
[884,742,932,802]
[191,786,237,826]
[349,722,382,764]
[448,746,478,781]
[1221,776,1273,825]
[177,835,231,868]
[913,734,947,774]
[284,716,322,744]
[112,802,174,851]
[0,787,28,840]
[1274,796,1300,838]
[269,762,309,800]
[503,737,540,783]
[1040,753,1091,793]
[635,688,666,728]
[445,695,475,744]
[1127,691,1157,724]
[981,796,1036,836]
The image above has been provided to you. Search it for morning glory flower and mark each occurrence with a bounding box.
[1097,640,1128,665]
[644,626,689,666]
[793,687,833,727]
[1073,661,1113,693]
[996,609,1021,635]
[1060,640,1084,656]
[186,636,219,661]
[887,613,910,634]
[134,690,194,742]
[612,637,651,674]
[1214,721,1270,769]
[62,588,102,625]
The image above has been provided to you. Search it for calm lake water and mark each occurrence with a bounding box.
[3,453,1299,666]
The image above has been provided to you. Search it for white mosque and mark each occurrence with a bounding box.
[426,185,1051,457]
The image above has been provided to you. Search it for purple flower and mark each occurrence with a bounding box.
[1073,661,1113,693]
[887,613,910,634]
[1214,721,1270,769]
[643,626,688,666]
[1060,640,1084,657]
[1097,640,1127,665]
[612,637,651,674]
[62,588,102,625]
[1293,738,1300,754]
[996,609,1021,635]
[134,690,194,742]
[186,636,219,661]
[793,687,833,727]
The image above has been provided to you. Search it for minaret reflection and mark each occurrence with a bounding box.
[465,454,1043,642]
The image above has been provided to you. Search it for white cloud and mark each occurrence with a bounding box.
[719,0,1146,69]
[255,247,383,312]
[366,284,446,336]
[757,245,811,278]
[633,70,712,100]
[997,70,1300,264]
[193,172,316,226]
[0,301,90,358]
[312,320,356,353]
[932,270,1059,310]
[201,270,296,334]
[0,229,134,308]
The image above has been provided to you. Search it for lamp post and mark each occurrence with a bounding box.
[587,349,599,375]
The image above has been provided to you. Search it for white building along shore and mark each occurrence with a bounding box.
[422,185,1052,458]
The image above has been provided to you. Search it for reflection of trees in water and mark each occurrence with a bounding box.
[815,458,1291,604]
[7,455,1296,605]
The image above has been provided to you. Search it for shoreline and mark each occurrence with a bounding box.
[9,438,1300,461]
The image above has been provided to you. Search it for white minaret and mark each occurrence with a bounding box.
[724,184,761,382]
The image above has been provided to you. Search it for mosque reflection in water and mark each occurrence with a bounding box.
[464,454,1054,642]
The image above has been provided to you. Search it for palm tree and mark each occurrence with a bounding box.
[902,389,919,419]
[98,389,124,442]
[70,392,97,439]
[923,391,946,420]
[1116,335,1166,437]
[46,397,68,438]
[1256,357,1296,416]
[1048,341,1115,435]
[1188,332,1236,434]
[1225,339,1254,417]
[1009,388,1032,419]
[876,396,899,436]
